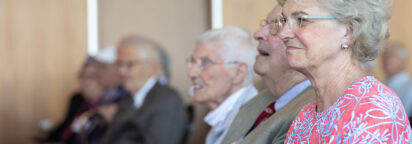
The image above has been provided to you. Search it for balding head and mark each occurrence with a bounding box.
[118,36,160,62]
[116,35,163,93]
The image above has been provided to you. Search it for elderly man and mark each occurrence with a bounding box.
[94,46,128,105]
[187,26,258,144]
[221,5,315,144]
[101,36,187,144]
[382,41,412,117]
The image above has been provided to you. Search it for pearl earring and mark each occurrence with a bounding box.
[342,44,349,49]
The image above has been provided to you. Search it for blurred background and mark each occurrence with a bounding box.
[0,0,411,143]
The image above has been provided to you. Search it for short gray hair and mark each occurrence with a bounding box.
[197,26,257,86]
[279,0,392,63]
[118,35,160,61]
[158,46,171,82]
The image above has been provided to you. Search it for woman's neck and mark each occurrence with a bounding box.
[303,57,365,113]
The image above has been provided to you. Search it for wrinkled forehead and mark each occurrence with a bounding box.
[282,0,330,16]
[193,41,224,61]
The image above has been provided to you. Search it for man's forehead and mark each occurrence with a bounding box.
[117,46,140,59]
[193,42,223,59]
[267,6,282,20]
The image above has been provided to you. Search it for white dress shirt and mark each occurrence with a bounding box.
[275,80,311,111]
[204,84,258,144]
[133,76,157,109]
[386,71,412,117]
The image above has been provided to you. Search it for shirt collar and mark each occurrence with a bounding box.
[204,85,258,127]
[133,76,158,109]
[275,80,311,111]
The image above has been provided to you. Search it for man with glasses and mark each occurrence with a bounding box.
[187,26,258,144]
[221,5,315,144]
[100,35,187,144]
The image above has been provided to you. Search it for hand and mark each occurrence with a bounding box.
[97,104,118,123]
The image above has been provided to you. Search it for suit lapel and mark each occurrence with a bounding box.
[116,82,160,123]
[241,87,315,144]
[222,89,276,143]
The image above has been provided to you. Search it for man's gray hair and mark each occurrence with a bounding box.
[118,35,160,61]
[119,35,172,83]
[158,46,171,83]
[197,26,257,86]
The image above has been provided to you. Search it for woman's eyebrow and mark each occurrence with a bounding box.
[291,11,308,17]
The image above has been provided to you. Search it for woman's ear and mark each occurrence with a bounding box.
[343,24,354,45]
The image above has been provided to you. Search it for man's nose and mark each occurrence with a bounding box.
[254,25,268,41]
[188,64,201,78]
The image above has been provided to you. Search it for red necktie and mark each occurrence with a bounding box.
[245,102,276,136]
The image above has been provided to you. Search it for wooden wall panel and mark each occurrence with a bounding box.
[0,0,87,143]
[223,0,277,34]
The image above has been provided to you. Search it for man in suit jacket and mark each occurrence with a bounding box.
[187,26,258,144]
[221,5,315,144]
[101,35,187,144]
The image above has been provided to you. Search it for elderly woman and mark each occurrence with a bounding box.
[273,0,412,143]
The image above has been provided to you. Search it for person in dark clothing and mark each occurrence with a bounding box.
[46,56,103,144]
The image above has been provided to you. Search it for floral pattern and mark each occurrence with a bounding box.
[285,76,412,143]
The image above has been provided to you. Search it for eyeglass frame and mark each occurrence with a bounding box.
[259,19,282,35]
[115,59,151,69]
[186,56,239,70]
[273,13,336,34]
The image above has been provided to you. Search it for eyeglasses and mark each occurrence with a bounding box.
[259,19,281,35]
[276,13,336,32]
[115,59,148,68]
[186,56,238,70]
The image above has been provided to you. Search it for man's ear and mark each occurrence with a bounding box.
[232,62,248,85]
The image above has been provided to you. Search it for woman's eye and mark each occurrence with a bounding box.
[297,17,309,26]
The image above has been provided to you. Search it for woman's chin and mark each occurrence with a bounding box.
[287,56,307,70]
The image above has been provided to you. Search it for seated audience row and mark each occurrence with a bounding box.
[47,0,412,142]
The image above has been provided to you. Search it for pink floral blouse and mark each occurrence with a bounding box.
[285,76,412,143]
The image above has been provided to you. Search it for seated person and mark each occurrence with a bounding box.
[100,35,187,144]
[46,56,103,143]
[382,41,412,117]
[94,45,128,105]
[187,26,258,144]
[222,5,315,144]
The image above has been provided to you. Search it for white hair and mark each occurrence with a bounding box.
[197,26,257,86]
[95,45,117,64]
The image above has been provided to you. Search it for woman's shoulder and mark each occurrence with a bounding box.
[343,76,403,114]
[346,76,398,100]
[339,76,412,142]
